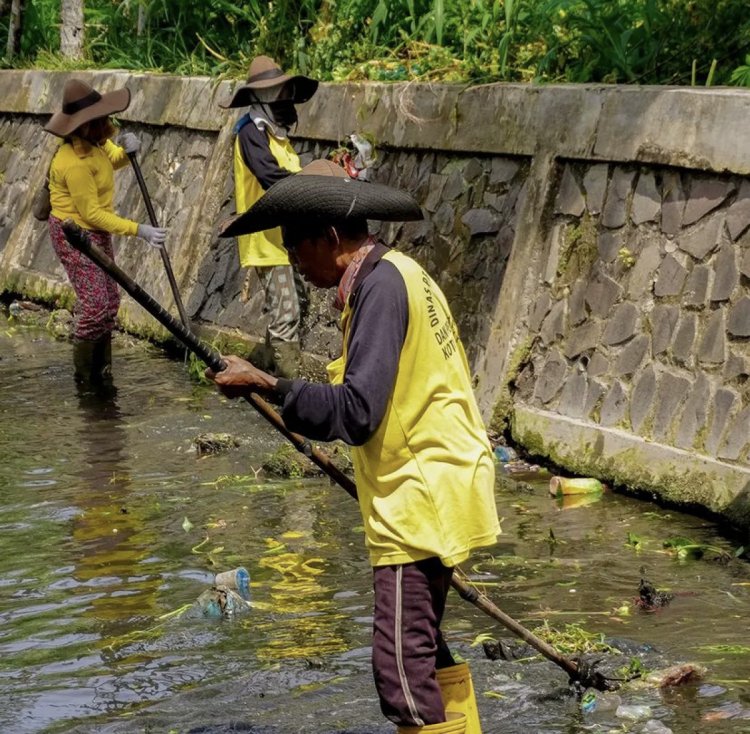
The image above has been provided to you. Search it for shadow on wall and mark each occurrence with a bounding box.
[725,482,750,540]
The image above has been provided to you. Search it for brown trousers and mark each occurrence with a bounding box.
[372,557,456,727]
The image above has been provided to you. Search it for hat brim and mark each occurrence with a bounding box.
[219,76,318,109]
[219,175,423,238]
[44,87,131,138]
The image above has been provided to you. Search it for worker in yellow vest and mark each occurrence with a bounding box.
[208,161,500,734]
[219,56,318,378]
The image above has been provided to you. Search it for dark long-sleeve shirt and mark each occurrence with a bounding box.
[237,121,293,190]
[277,244,409,445]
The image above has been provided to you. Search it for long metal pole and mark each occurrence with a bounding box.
[127,151,191,330]
[60,219,616,692]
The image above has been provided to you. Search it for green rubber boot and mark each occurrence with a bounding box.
[92,333,113,383]
[72,338,97,385]
[248,341,275,372]
[271,341,302,379]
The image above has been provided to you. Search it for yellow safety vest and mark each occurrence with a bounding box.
[328,250,500,567]
[233,129,300,267]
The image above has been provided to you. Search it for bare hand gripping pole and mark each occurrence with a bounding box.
[127,152,191,330]
[61,219,619,692]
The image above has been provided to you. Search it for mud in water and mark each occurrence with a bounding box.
[1,310,750,734]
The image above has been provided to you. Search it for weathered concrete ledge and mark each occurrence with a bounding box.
[514,405,750,530]
[302,82,750,173]
[4,70,750,172]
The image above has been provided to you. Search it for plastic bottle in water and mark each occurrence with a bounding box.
[214,567,250,597]
[493,445,518,463]
[196,587,250,618]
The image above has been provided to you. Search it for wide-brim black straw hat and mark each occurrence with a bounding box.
[219,160,423,238]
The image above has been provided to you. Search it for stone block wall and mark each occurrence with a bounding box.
[516,163,750,464]
[188,138,526,363]
[2,70,750,528]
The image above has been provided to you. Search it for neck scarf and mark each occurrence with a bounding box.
[334,237,376,311]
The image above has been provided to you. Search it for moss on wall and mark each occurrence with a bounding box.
[513,407,750,529]
[556,213,598,288]
[489,335,534,434]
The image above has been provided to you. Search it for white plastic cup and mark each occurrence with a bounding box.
[214,566,250,594]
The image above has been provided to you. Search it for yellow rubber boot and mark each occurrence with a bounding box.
[436,663,482,734]
[397,712,466,734]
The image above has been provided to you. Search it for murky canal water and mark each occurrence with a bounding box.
[1,309,750,734]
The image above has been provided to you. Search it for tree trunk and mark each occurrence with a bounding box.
[60,0,84,60]
[137,2,147,37]
[5,0,24,60]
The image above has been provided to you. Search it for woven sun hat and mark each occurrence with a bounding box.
[44,79,131,138]
[219,55,319,109]
[218,159,423,238]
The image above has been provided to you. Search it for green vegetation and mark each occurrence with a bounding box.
[624,531,745,562]
[533,621,618,655]
[3,1,750,86]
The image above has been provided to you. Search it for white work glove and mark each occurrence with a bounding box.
[137,223,167,249]
[119,132,141,155]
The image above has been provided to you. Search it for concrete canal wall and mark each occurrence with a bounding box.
[1,70,750,531]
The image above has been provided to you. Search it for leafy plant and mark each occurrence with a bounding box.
[186,350,210,385]
[5,0,750,86]
[662,536,738,563]
[616,656,648,680]
[730,55,750,86]
[625,531,643,551]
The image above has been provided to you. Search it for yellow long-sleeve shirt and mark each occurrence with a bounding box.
[49,137,138,236]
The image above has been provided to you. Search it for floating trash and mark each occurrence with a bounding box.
[196,586,252,619]
[493,445,518,463]
[549,476,604,496]
[214,566,251,596]
[636,576,674,612]
[581,690,622,716]
[193,432,242,455]
[580,690,597,714]
[642,720,673,734]
[497,460,549,478]
[702,701,746,721]
[616,703,652,720]
[645,663,706,687]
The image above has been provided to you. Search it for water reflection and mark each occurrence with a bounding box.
[71,384,161,638]
[2,315,750,734]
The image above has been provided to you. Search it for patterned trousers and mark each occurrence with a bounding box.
[256,264,306,345]
[49,216,120,340]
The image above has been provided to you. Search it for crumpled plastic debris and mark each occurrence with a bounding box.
[331,133,377,180]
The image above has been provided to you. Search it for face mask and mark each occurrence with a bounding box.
[269,100,298,129]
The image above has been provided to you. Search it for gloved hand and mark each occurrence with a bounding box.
[137,223,167,249]
[119,132,141,155]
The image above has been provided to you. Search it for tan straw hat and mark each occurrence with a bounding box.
[218,160,423,238]
[219,55,318,109]
[44,79,131,138]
